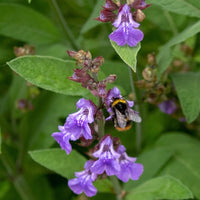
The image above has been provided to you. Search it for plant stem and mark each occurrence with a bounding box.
[1,152,35,200]
[92,72,105,138]
[128,67,142,153]
[49,0,80,50]
[110,176,123,200]
[97,97,105,138]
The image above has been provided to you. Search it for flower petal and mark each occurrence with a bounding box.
[126,25,144,47]
[109,25,126,46]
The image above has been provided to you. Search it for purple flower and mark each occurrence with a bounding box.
[52,98,96,154]
[90,136,121,176]
[116,145,143,182]
[68,160,97,197]
[51,126,72,154]
[109,4,144,47]
[158,99,177,115]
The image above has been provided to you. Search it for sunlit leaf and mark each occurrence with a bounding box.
[7,55,91,97]
[147,0,200,18]
[126,176,193,200]
[171,72,200,123]
[29,149,86,179]
[157,21,200,76]
[124,148,173,191]
[156,133,200,198]
[110,41,141,72]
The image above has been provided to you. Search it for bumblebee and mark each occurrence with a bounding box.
[111,98,141,131]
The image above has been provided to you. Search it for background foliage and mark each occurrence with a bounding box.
[0,0,200,199]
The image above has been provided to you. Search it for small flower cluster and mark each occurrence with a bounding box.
[52,50,143,197]
[67,50,116,97]
[96,0,151,47]
[68,135,143,197]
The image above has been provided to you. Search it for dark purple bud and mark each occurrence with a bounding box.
[95,9,116,23]
[69,68,91,83]
[92,56,104,67]
[67,50,77,58]
[17,99,34,112]
[104,0,118,11]
[130,0,151,10]
[97,82,107,98]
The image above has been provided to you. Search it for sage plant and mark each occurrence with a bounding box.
[52,50,143,197]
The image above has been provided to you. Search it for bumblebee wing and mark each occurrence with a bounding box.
[115,109,127,128]
[126,109,142,123]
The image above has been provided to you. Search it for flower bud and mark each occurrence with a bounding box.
[180,44,193,55]
[147,53,156,65]
[104,0,118,11]
[92,56,104,67]
[173,60,183,68]
[135,9,145,22]
[67,50,92,67]
[156,85,165,95]
[142,67,155,81]
[104,74,117,83]
[67,50,77,58]
[131,0,151,10]
[14,45,35,57]
[128,93,136,101]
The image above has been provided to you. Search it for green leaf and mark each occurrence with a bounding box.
[157,46,173,77]
[171,72,200,123]
[164,21,200,48]
[157,21,200,76]
[147,0,200,18]
[29,148,86,179]
[126,176,193,200]
[80,0,104,34]
[110,41,141,72]
[94,179,113,193]
[36,43,70,59]
[124,148,174,191]
[145,6,186,32]
[7,55,91,97]
[0,127,1,154]
[0,181,9,199]
[101,60,131,93]
[0,4,62,44]
[155,133,200,198]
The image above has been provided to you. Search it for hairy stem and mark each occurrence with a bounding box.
[128,67,142,153]
[97,97,105,138]
[91,72,105,138]
[49,0,80,50]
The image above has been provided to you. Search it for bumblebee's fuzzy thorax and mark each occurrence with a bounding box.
[111,98,132,131]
